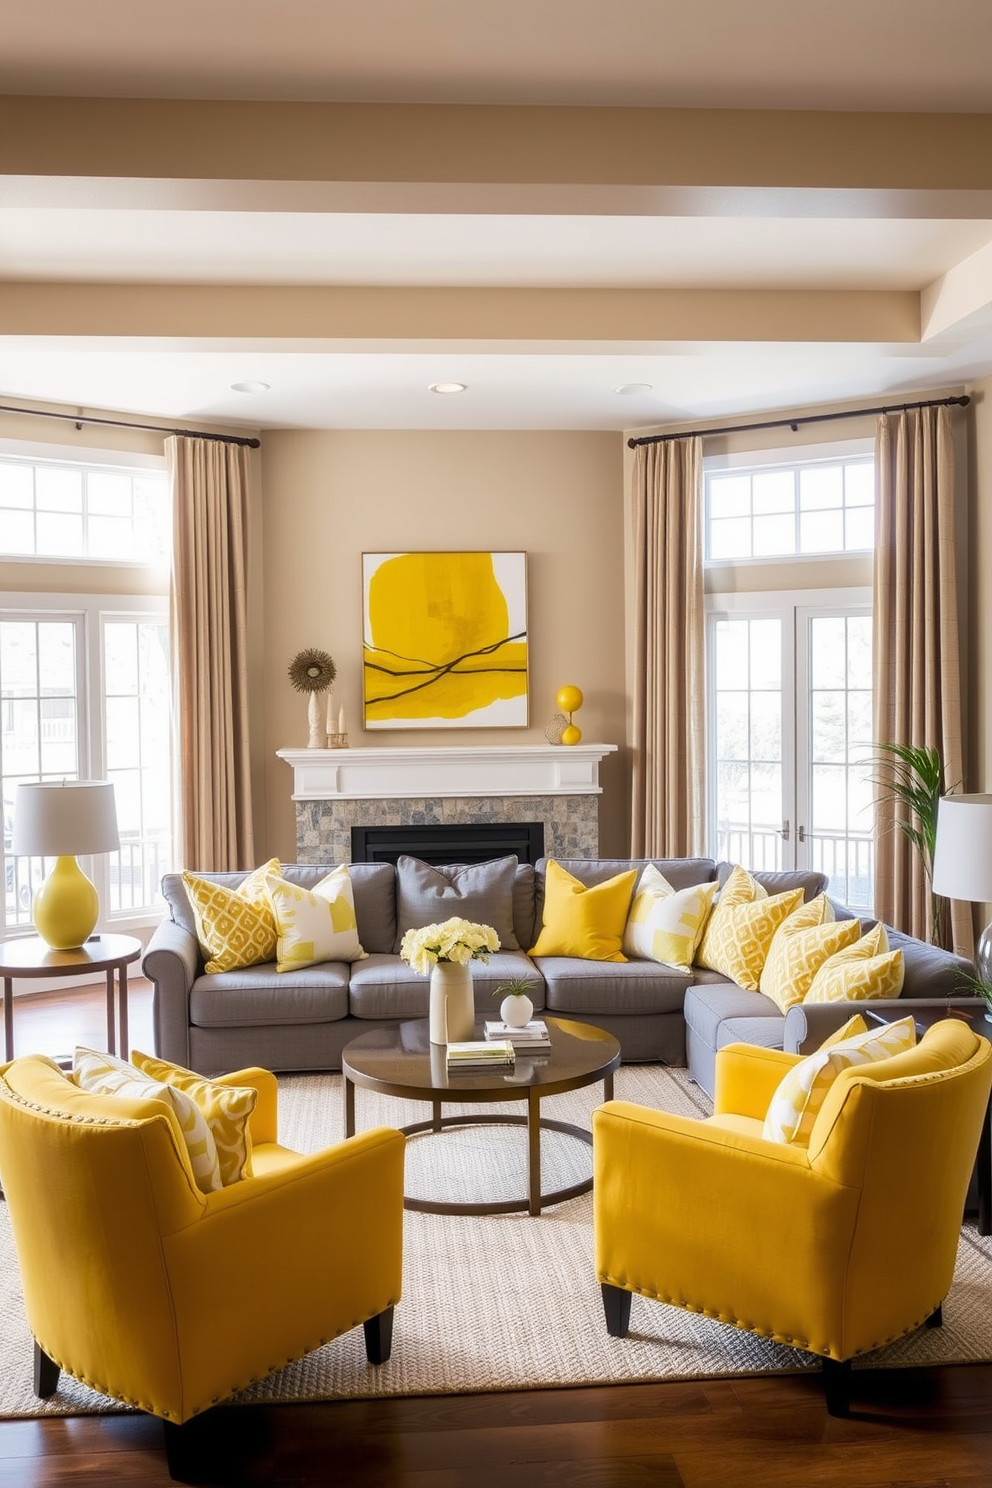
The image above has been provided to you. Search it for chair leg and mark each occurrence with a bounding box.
[926,1303,943,1328]
[162,1418,203,1484]
[363,1306,394,1365]
[821,1356,851,1417]
[33,1342,59,1398]
[601,1282,632,1339]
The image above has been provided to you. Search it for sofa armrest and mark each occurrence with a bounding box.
[142,918,201,1068]
[783,997,987,1056]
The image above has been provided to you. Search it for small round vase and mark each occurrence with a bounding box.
[500,993,534,1028]
[429,961,475,1044]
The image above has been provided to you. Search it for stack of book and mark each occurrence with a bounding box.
[446,1039,516,1070]
[483,1020,552,1051]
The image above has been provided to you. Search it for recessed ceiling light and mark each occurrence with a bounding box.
[429,381,467,395]
[230,380,270,394]
[614,383,653,396]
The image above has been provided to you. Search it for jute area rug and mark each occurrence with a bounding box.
[2,1064,992,1417]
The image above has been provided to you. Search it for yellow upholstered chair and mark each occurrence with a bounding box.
[593,1019,992,1413]
[0,1055,405,1478]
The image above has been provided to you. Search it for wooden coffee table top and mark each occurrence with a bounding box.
[342,1015,620,1105]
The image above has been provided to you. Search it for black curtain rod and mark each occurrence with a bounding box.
[626,394,971,449]
[0,402,261,449]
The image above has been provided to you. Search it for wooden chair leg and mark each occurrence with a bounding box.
[363,1306,394,1365]
[821,1355,851,1417]
[601,1282,632,1338]
[926,1303,943,1327]
[162,1418,202,1484]
[33,1341,59,1398]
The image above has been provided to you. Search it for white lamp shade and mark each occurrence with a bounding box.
[931,794,992,903]
[11,781,120,858]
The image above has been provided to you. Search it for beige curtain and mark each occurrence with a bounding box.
[630,437,705,858]
[167,435,255,872]
[872,406,968,951]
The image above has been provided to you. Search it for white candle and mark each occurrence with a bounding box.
[338,705,346,735]
[326,692,334,734]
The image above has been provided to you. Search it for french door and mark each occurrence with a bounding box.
[706,588,874,913]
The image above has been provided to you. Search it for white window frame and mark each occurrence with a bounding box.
[1,591,172,941]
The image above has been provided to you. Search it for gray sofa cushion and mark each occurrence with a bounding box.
[683,976,784,1055]
[392,854,520,952]
[188,961,351,1028]
[349,949,539,1019]
[161,861,398,957]
[536,955,690,1017]
[715,862,828,902]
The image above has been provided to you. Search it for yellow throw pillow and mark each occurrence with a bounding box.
[759,912,862,1013]
[804,938,905,1003]
[622,865,718,972]
[761,1015,917,1146]
[132,1050,257,1186]
[695,886,804,991]
[265,864,367,972]
[74,1046,223,1193]
[716,863,769,909]
[530,860,638,961]
[819,1012,869,1047]
[183,857,281,974]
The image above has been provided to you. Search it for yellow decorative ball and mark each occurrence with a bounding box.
[561,723,583,746]
[556,685,583,715]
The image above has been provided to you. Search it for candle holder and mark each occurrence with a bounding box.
[327,732,350,749]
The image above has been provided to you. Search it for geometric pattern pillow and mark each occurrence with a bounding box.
[131,1050,257,1186]
[695,863,767,968]
[73,1045,223,1193]
[761,1015,917,1146]
[804,943,905,1003]
[695,886,804,991]
[183,858,281,974]
[265,864,367,972]
[622,864,718,972]
[758,912,862,1013]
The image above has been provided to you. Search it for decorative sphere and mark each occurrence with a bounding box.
[561,723,582,746]
[556,684,583,714]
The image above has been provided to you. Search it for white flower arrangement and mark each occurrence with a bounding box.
[399,917,500,976]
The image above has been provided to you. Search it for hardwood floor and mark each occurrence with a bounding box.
[4,984,992,1486]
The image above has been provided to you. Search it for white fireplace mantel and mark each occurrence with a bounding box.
[277,743,617,801]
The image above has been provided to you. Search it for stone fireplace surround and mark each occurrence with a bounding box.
[276,744,617,865]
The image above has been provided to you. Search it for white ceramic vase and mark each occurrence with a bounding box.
[500,993,534,1028]
[429,961,475,1044]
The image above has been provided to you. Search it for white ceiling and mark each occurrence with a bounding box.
[4,1,992,432]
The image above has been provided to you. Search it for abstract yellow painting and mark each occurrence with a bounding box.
[362,551,528,728]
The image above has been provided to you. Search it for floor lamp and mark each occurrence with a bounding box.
[931,793,992,986]
[11,781,120,950]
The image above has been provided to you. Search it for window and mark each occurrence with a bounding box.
[705,443,874,563]
[0,444,169,564]
[707,591,874,913]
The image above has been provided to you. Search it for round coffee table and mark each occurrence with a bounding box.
[342,1016,620,1217]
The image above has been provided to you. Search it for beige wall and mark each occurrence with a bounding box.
[258,429,629,862]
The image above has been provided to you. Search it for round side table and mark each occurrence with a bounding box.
[0,934,142,1062]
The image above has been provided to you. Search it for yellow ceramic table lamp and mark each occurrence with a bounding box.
[12,781,120,949]
[556,685,584,745]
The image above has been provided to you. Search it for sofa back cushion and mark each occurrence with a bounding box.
[162,860,399,959]
[392,854,520,952]
[716,862,828,902]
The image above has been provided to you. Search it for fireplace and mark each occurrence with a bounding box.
[351,821,545,867]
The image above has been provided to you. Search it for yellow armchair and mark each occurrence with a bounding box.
[593,1019,992,1413]
[0,1055,405,1477]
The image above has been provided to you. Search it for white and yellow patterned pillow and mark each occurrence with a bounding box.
[183,858,281,973]
[132,1050,257,1186]
[761,1015,917,1146]
[759,906,862,1013]
[265,865,367,973]
[622,865,718,972]
[73,1046,223,1193]
[804,922,904,1003]
[696,885,804,991]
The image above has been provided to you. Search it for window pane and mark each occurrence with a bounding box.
[799,465,843,510]
[750,691,781,762]
[811,763,848,830]
[89,515,133,560]
[811,690,847,762]
[37,512,83,554]
[0,465,33,508]
[709,475,751,519]
[714,621,749,688]
[0,510,35,554]
[847,616,872,689]
[753,513,795,556]
[752,470,794,514]
[845,461,874,505]
[709,516,751,560]
[844,507,874,550]
[716,693,749,761]
[0,456,169,564]
[810,617,846,687]
[88,471,132,516]
[800,508,844,553]
[36,466,83,513]
[38,623,76,693]
[749,619,780,690]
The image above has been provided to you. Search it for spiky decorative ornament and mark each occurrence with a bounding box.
[287,648,337,694]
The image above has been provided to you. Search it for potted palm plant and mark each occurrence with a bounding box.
[871,741,953,949]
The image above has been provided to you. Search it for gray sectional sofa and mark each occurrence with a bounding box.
[142,854,976,1087]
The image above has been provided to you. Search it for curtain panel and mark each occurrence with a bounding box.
[167,436,256,872]
[630,437,705,858]
[872,406,968,951]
